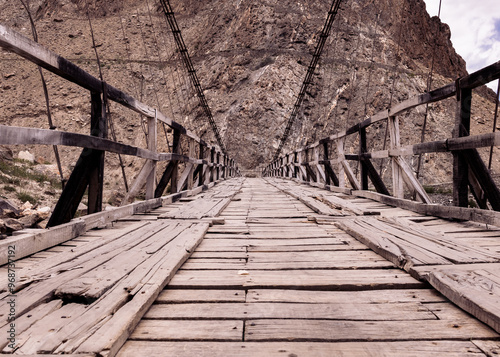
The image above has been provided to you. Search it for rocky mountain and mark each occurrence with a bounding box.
[0,0,498,207]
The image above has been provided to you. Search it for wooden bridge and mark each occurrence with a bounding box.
[1,0,500,355]
[1,177,500,356]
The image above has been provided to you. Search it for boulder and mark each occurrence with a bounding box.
[0,198,20,217]
[18,150,35,163]
[0,146,13,161]
[3,218,23,234]
[19,213,41,229]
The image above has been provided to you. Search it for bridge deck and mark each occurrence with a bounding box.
[119,178,500,356]
[2,178,500,356]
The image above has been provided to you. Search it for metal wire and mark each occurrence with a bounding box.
[159,0,226,154]
[273,0,343,160]
[416,0,442,179]
[19,0,66,188]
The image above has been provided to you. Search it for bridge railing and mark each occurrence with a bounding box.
[0,23,239,227]
[264,60,500,225]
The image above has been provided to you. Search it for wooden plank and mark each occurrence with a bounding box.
[244,318,498,341]
[144,302,436,321]
[181,259,247,270]
[246,289,446,304]
[156,289,246,303]
[246,250,394,269]
[69,223,209,356]
[337,218,500,272]
[427,266,500,333]
[167,269,424,289]
[471,340,500,356]
[315,193,380,215]
[129,320,243,341]
[353,190,500,226]
[55,222,191,301]
[117,341,485,357]
[0,300,63,350]
[247,243,367,252]
[7,303,87,354]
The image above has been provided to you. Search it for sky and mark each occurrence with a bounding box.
[422,0,500,91]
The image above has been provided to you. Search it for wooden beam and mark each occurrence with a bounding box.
[459,60,500,89]
[359,128,369,190]
[394,156,431,204]
[453,88,472,207]
[170,129,181,193]
[354,190,500,227]
[468,170,488,209]
[363,157,390,196]
[145,111,157,200]
[198,142,205,186]
[87,92,106,215]
[341,160,360,191]
[462,149,500,211]
[121,160,155,205]
[0,24,187,133]
[0,125,165,160]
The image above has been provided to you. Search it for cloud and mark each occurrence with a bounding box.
[423,0,500,90]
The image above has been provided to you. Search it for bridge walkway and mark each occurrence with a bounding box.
[118,178,500,356]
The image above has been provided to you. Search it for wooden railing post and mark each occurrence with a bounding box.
[88,91,107,214]
[154,128,180,197]
[323,140,339,186]
[210,147,216,182]
[48,92,107,227]
[359,128,369,190]
[388,115,404,198]
[145,110,157,200]
[453,87,471,207]
[170,129,181,193]
[313,145,321,183]
[187,138,195,190]
[199,142,205,186]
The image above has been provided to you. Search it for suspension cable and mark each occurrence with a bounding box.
[417,0,442,179]
[159,0,226,154]
[86,3,129,192]
[379,0,407,175]
[273,0,343,161]
[19,0,66,188]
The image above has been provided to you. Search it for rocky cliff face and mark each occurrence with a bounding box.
[0,0,498,192]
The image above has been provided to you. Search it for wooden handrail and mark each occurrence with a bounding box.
[265,60,500,216]
[0,22,240,226]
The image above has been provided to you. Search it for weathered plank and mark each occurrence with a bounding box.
[156,289,246,303]
[244,318,498,341]
[246,289,446,304]
[117,341,485,357]
[144,302,437,320]
[129,320,243,341]
[168,269,424,289]
[427,266,500,333]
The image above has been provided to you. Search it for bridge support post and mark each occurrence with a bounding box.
[187,138,195,190]
[145,111,157,200]
[337,139,347,188]
[388,115,404,198]
[453,87,471,207]
[198,142,205,186]
[359,128,369,190]
[47,92,107,227]
[323,141,339,186]
[155,128,180,197]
